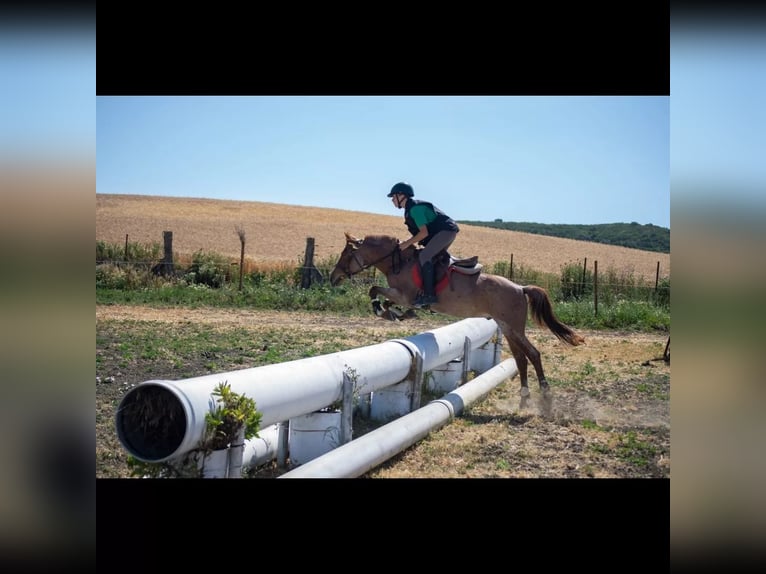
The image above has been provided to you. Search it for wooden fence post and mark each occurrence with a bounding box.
[594,260,598,316]
[152,231,175,276]
[301,238,314,288]
[163,231,174,273]
[655,261,660,290]
[300,237,323,288]
[236,226,246,291]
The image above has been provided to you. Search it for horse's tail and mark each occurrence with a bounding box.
[523,285,585,346]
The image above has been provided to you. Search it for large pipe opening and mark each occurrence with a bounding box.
[115,384,187,462]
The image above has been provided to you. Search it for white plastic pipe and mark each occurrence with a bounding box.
[399,317,498,372]
[226,428,246,478]
[278,358,518,478]
[116,318,498,463]
[240,423,282,472]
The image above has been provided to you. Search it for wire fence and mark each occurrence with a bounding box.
[97,235,670,310]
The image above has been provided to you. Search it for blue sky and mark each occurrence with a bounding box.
[671,22,766,212]
[3,17,765,232]
[96,96,671,228]
[0,26,95,159]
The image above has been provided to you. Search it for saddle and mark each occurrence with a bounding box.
[411,251,483,295]
[438,251,482,274]
[448,254,480,269]
[408,247,482,274]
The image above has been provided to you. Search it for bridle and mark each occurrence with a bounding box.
[338,243,402,279]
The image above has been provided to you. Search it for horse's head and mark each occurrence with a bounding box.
[330,232,400,286]
[329,233,365,286]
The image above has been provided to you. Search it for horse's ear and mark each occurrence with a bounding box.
[344,232,362,245]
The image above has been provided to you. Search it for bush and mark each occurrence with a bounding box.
[96,263,149,290]
[97,239,162,268]
[653,277,670,309]
[559,261,592,301]
[185,250,232,288]
[489,260,545,285]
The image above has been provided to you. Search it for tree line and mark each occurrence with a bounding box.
[457,220,670,254]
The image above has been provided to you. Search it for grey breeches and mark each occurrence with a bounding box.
[418,230,458,266]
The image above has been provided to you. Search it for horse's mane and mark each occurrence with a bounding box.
[362,234,399,249]
[363,234,418,262]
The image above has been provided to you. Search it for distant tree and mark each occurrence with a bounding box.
[457,220,669,253]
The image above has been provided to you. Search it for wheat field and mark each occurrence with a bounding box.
[96,194,670,281]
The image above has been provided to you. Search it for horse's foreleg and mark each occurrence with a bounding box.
[369,285,413,319]
[369,286,410,307]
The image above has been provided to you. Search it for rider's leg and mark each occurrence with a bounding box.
[420,231,457,262]
[413,231,456,307]
[413,259,436,307]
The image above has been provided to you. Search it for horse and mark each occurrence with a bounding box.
[329,232,585,396]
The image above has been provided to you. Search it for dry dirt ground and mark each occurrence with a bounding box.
[96,305,670,479]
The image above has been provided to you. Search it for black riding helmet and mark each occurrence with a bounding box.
[387,182,414,197]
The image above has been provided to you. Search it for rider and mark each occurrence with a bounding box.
[387,181,459,308]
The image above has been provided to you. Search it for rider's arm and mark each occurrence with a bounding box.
[399,204,432,250]
[399,225,428,251]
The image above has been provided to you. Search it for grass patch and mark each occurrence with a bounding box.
[97,240,669,332]
[588,430,659,468]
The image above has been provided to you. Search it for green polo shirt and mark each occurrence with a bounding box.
[409,203,437,228]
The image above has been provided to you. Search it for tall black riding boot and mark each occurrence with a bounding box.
[414,261,438,308]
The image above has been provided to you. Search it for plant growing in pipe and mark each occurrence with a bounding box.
[202,381,262,450]
[127,382,262,477]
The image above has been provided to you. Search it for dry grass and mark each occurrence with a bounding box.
[96,194,670,281]
[96,195,671,482]
[96,195,671,480]
[96,306,669,479]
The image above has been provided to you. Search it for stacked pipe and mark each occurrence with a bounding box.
[115,317,500,465]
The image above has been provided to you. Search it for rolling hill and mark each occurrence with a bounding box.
[96,194,671,282]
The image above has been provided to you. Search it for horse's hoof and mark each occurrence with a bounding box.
[520,387,530,398]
